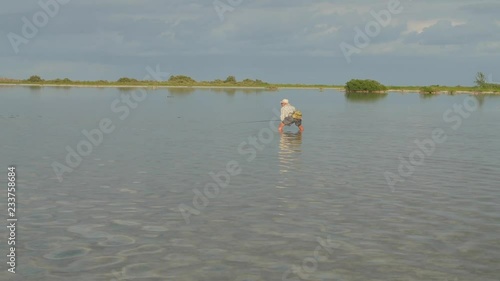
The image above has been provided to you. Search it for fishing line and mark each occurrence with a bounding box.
[220,119,281,126]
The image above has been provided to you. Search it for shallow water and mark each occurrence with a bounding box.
[0,86,499,281]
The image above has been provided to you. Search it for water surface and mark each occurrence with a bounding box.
[1,86,499,281]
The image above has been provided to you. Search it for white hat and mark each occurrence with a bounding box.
[281,99,289,104]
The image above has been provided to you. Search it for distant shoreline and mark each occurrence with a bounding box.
[0,83,498,95]
[1,83,337,90]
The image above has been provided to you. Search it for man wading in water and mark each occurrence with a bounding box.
[278,99,304,133]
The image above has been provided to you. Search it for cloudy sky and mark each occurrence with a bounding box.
[1,0,499,86]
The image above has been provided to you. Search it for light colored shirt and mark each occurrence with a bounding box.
[280,104,296,121]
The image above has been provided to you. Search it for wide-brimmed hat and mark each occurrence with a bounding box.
[281,99,289,104]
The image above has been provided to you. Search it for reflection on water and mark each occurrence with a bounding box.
[419,93,439,100]
[277,132,302,188]
[27,85,43,92]
[209,88,266,95]
[117,87,139,93]
[212,88,236,95]
[345,92,388,103]
[165,87,270,96]
[473,94,485,108]
[167,87,196,95]
[473,94,500,108]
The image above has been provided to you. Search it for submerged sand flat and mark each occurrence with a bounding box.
[2,87,500,280]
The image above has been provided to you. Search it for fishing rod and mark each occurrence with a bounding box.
[221,119,281,126]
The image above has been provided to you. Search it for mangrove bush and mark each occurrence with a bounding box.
[345,79,387,93]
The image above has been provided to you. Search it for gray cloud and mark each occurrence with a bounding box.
[1,0,498,85]
[403,19,500,49]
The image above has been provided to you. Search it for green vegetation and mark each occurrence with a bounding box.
[0,72,498,95]
[224,75,236,83]
[475,72,487,88]
[1,74,277,88]
[28,75,43,83]
[411,72,500,95]
[419,86,439,94]
[475,72,500,90]
[168,75,196,84]
[345,79,387,93]
[117,77,138,83]
[52,78,72,83]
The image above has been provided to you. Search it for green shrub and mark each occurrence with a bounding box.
[168,75,196,84]
[345,79,387,93]
[27,75,43,83]
[224,76,237,83]
[117,77,138,83]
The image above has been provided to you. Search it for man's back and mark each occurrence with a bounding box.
[280,104,295,121]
